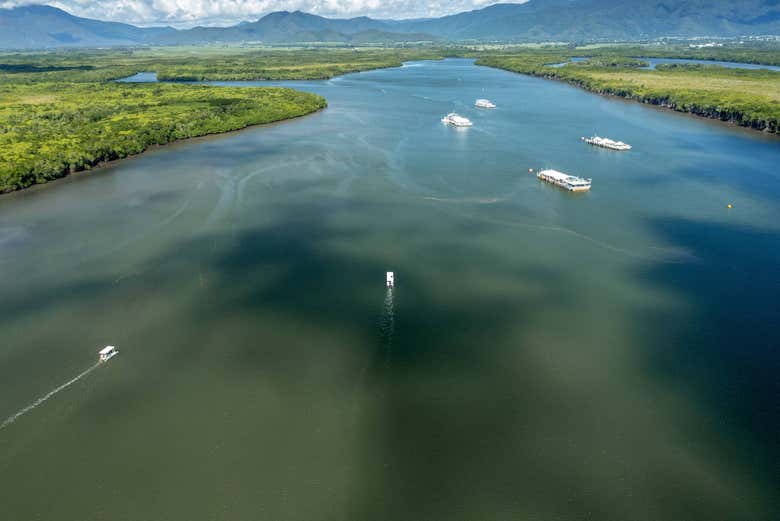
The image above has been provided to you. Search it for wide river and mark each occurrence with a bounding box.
[1,59,779,520]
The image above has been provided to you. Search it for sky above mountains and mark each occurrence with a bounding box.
[0,0,528,26]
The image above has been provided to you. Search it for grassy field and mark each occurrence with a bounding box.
[474,47,780,133]
[0,47,446,193]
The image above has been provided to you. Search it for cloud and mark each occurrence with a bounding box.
[0,0,529,26]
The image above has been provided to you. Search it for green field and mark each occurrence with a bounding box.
[474,47,780,134]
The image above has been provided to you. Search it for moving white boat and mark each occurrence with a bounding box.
[99,345,118,362]
[441,113,473,127]
[386,272,395,288]
[536,169,592,192]
[475,99,496,109]
[582,135,632,151]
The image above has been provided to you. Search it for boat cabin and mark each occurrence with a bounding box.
[99,345,118,362]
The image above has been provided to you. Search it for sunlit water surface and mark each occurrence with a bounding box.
[1,59,779,520]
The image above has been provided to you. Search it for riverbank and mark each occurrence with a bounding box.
[475,51,780,134]
[0,83,326,193]
[0,47,446,194]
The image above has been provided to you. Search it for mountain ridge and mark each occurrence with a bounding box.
[1,1,779,49]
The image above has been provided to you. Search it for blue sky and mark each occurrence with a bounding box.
[0,0,528,26]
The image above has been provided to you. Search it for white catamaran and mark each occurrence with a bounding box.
[441,113,473,127]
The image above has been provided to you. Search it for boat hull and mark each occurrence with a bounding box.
[442,120,473,127]
[536,170,592,192]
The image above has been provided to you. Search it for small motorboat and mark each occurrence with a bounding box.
[99,345,118,362]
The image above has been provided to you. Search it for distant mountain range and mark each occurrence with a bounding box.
[1,1,779,49]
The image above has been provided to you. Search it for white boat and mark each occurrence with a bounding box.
[386,272,395,288]
[582,135,632,151]
[536,169,592,192]
[475,99,496,109]
[99,345,118,362]
[441,113,473,127]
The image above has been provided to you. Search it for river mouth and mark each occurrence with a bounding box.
[2,58,779,521]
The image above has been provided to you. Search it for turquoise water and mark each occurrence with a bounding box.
[1,59,779,520]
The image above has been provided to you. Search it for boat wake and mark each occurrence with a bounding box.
[0,361,102,431]
[426,200,696,263]
[380,288,395,362]
[424,196,503,205]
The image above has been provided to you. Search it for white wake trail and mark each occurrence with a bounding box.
[0,361,102,431]
[380,288,395,364]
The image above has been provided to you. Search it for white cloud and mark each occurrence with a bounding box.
[0,0,529,27]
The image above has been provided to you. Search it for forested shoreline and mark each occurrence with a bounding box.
[474,48,780,134]
[0,48,443,194]
[0,83,326,193]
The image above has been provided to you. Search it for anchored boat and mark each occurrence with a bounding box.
[582,135,632,151]
[537,169,592,192]
[475,99,496,109]
[441,113,473,127]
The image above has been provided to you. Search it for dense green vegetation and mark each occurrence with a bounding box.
[572,44,780,67]
[0,47,444,82]
[151,48,443,81]
[474,47,780,134]
[0,83,326,192]
[0,48,446,193]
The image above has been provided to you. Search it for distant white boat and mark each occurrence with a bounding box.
[386,272,395,288]
[582,135,632,151]
[99,345,118,362]
[537,169,592,192]
[475,99,496,109]
[441,113,473,127]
